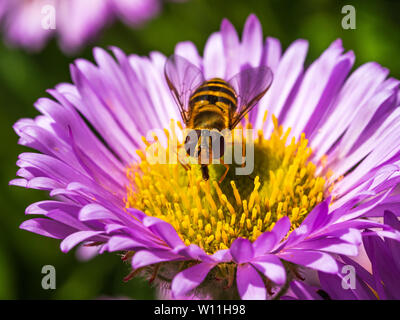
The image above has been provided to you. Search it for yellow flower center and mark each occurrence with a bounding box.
[125,114,328,255]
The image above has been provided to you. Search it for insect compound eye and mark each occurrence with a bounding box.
[184,129,201,157]
[210,130,225,159]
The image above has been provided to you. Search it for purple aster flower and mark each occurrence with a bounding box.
[11,14,400,300]
[0,0,173,53]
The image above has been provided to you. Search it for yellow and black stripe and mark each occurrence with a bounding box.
[189,78,237,110]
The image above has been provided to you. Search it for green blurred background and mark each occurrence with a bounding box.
[0,0,399,299]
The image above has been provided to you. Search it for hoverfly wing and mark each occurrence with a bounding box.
[164,54,205,124]
[228,66,273,129]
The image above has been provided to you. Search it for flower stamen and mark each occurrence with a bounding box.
[125,116,329,254]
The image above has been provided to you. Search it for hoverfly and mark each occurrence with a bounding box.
[164,55,273,183]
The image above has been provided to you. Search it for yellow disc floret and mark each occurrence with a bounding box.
[125,115,328,255]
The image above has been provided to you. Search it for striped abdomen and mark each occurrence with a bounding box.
[188,78,237,131]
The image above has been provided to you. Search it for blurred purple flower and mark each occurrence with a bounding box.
[10,14,400,299]
[0,0,178,53]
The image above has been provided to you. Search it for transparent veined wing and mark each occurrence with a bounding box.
[228,66,273,129]
[164,55,205,124]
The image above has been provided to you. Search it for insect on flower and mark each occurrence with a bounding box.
[10,14,400,300]
[164,55,273,182]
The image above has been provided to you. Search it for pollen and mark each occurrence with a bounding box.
[125,116,329,255]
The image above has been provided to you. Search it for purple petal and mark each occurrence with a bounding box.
[9,178,28,187]
[107,235,147,252]
[236,264,266,300]
[278,250,339,274]
[257,39,308,132]
[203,32,225,79]
[174,41,202,69]
[24,177,62,190]
[79,203,121,222]
[294,237,359,256]
[289,280,322,300]
[20,218,76,239]
[383,211,400,271]
[363,232,400,299]
[251,254,286,285]
[57,0,110,53]
[340,255,375,290]
[220,18,240,78]
[69,63,137,163]
[318,269,376,300]
[241,14,263,68]
[25,200,78,215]
[312,62,389,159]
[384,210,400,230]
[75,244,99,262]
[104,223,128,233]
[253,231,277,256]
[142,216,185,249]
[111,0,160,27]
[175,244,213,262]
[335,88,398,165]
[171,262,216,298]
[131,249,183,270]
[46,209,89,231]
[212,249,232,262]
[261,37,282,73]
[230,238,254,263]
[301,199,330,232]
[271,216,291,246]
[60,230,105,253]
[286,39,354,138]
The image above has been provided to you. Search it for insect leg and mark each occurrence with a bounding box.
[201,164,209,181]
[173,144,191,171]
[242,128,246,168]
[218,159,230,184]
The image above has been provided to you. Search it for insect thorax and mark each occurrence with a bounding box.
[188,78,237,130]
